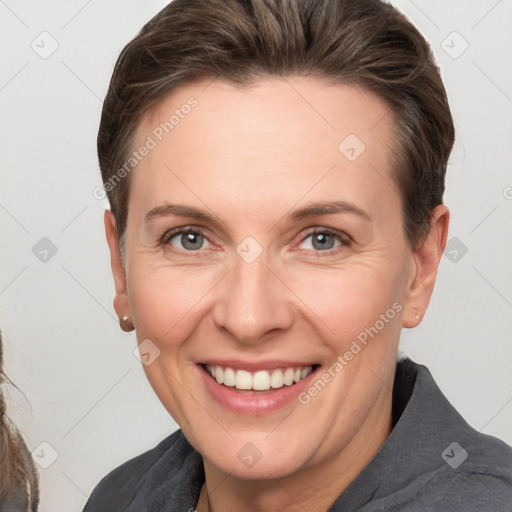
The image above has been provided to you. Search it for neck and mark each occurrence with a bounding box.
[196,381,394,512]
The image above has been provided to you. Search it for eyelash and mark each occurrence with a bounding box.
[160,226,351,257]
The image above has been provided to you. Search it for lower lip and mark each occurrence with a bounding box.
[198,365,319,416]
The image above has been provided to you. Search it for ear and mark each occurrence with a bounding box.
[402,204,450,328]
[104,210,130,320]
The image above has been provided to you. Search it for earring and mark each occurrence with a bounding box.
[120,314,135,332]
[415,312,423,321]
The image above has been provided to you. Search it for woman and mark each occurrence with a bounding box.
[0,332,39,511]
[83,0,512,510]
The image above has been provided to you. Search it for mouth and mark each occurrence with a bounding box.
[198,362,321,415]
[202,363,319,393]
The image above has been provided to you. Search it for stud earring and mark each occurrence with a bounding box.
[415,312,423,321]
[120,315,135,332]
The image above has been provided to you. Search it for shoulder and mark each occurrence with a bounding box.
[82,429,195,511]
[440,432,512,507]
[412,438,512,511]
[387,359,512,510]
[412,364,512,509]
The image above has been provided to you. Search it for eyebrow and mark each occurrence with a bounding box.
[145,200,371,225]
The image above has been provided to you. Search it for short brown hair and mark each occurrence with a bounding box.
[98,0,454,251]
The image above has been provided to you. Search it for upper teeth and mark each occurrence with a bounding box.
[205,364,313,391]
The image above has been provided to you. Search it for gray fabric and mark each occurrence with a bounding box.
[82,358,512,511]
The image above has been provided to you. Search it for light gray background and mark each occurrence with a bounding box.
[1,1,511,511]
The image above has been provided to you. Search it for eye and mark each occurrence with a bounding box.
[160,226,350,256]
[297,228,349,255]
[161,227,212,252]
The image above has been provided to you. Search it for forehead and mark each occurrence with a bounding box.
[138,76,392,151]
[130,76,398,224]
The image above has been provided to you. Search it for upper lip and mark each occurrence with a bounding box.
[199,360,318,372]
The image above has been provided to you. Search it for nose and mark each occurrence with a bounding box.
[212,251,294,346]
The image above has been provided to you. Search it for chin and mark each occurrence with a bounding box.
[199,432,313,480]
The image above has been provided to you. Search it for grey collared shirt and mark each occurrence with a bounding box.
[82,358,512,511]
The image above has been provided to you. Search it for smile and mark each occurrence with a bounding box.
[204,364,314,391]
[199,361,320,415]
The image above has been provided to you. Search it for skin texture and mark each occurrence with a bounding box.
[104,77,449,512]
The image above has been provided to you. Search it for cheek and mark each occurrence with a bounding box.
[127,268,211,421]
[127,266,211,346]
[288,261,405,343]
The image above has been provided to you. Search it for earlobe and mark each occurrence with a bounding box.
[402,205,450,328]
[104,210,131,321]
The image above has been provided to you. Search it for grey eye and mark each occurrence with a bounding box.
[301,232,342,251]
[168,231,208,251]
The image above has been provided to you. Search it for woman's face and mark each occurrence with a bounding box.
[107,77,437,480]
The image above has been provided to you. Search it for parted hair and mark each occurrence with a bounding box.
[98,0,455,251]
[0,332,39,511]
